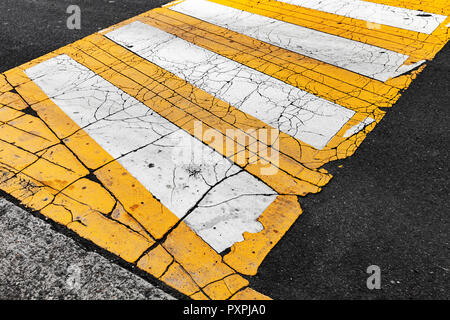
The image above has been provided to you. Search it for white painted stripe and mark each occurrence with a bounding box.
[25,54,277,253]
[277,0,447,34]
[105,21,355,150]
[169,0,424,81]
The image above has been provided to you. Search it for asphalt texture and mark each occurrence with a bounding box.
[0,0,448,300]
[0,198,174,300]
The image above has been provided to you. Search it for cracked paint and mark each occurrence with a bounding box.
[170,0,426,81]
[66,34,330,194]
[25,54,278,254]
[106,21,355,150]
[0,0,449,300]
[277,0,447,34]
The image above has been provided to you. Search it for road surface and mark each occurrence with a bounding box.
[0,0,448,299]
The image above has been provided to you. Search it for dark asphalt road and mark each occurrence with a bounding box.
[1,0,448,300]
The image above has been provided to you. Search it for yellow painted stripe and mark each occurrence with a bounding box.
[133,10,390,161]
[0,91,29,111]
[0,66,268,299]
[0,74,13,92]
[7,43,314,281]
[67,34,332,193]
[0,106,24,123]
[55,36,334,276]
[404,15,450,65]
[142,8,400,109]
[95,12,394,169]
[207,0,448,62]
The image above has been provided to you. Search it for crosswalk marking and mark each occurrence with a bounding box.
[25,54,278,253]
[67,34,331,191]
[106,21,355,150]
[2,69,267,298]
[1,0,449,299]
[137,8,399,108]
[277,0,447,34]
[169,0,423,81]
[204,0,450,63]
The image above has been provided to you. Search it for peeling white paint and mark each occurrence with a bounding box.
[106,21,355,150]
[169,0,422,81]
[343,117,375,138]
[277,0,447,34]
[25,54,278,253]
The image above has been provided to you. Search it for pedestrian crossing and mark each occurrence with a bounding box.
[0,0,448,300]
[169,0,426,81]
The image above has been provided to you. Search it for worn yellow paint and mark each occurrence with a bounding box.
[8,114,59,143]
[162,222,235,287]
[326,109,385,161]
[40,203,76,226]
[21,158,84,191]
[143,8,400,107]
[0,122,57,154]
[2,68,31,88]
[63,179,116,214]
[0,65,270,299]
[0,106,24,123]
[385,64,427,89]
[35,144,89,178]
[15,80,50,106]
[110,202,155,242]
[208,0,449,63]
[0,0,448,300]
[28,99,81,139]
[67,35,332,191]
[404,16,450,65]
[94,161,180,240]
[139,8,398,113]
[0,139,38,172]
[190,291,210,300]
[203,278,247,300]
[160,262,201,296]
[137,245,174,278]
[64,131,114,170]
[224,195,302,275]
[0,169,57,211]
[67,208,153,263]
[0,92,29,110]
[223,274,250,294]
[0,74,13,92]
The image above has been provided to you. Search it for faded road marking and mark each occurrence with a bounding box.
[106,21,355,150]
[25,54,278,253]
[201,0,450,64]
[0,0,449,300]
[169,0,423,81]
